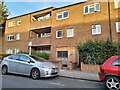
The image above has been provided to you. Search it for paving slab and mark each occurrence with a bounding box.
[59,69,100,82]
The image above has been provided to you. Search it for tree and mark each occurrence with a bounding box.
[0,0,9,24]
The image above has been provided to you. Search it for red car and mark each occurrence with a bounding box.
[99,56,120,89]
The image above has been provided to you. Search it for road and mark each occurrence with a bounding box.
[2,74,105,89]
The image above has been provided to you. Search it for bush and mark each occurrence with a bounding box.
[77,39,119,65]
[18,51,49,60]
[32,52,49,60]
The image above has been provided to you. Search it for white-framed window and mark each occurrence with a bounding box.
[67,28,74,37]
[57,10,69,20]
[84,3,100,14]
[11,21,15,27]
[8,21,15,27]
[116,22,120,32]
[114,0,120,8]
[16,33,20,40]
[17,19,21,25]
[15,48,20,54]
[92,24,101,35]
[89,4,95,13]
[84,6,89,14]
[7,35,14,41]
[6,48,13,54]
[95,3,100,11]
[56,30,62,38]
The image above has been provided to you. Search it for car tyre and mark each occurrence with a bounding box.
[105,76,120,90]
[2,66,8,75]
[31,69,40,80]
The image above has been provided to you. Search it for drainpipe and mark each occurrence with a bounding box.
[108,0,112,42]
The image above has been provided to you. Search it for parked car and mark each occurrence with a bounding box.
[1,54,59,79]
[98,56,120,90]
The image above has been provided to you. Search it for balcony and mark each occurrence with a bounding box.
[30,36,51,46]
[30,13,52,29]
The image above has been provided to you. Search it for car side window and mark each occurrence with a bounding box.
[112,58,120,66]
[9,55,20,60]
[19,55,31,62]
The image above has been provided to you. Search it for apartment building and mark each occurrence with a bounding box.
[50,0,120,68]
[3,0,120,69]
[3,7,54,54]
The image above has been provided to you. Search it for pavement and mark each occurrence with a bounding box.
[59,69,100,82]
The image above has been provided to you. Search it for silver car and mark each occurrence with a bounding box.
[1,54,59,79]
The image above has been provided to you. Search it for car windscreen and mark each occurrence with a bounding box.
[30,55,47,62]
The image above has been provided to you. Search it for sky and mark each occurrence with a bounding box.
[4,0,86,18]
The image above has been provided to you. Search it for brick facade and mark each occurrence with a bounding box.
[2,1,120,70]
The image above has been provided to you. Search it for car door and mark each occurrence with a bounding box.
[8,55,20,73]
[17,55,33,75]
[111,58,120,76]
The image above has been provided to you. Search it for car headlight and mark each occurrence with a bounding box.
[42,65,50,69]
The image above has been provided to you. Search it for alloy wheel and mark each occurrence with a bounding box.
[105,76,120,90]
[2,66,8,75]
[31,69,40,80]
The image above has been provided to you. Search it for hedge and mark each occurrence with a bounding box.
[77,39,120,65]
[18,51,49,60]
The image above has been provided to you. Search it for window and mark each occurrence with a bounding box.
[11,21,15,27]
[84,3,100,14]
[7,35,14,41]
[95,3,100,11]
[16,33,20,40]
[57,51,68,58]
[56,30,62,38]
[112,58,120,66]
[89,4,95,13]
[92,24,101,35]
[17,19,21,25]
[63,11,68,18]
[116,22,120,32]
[6,48,13,54]
[57,10,69,20]
[67,28,74,37]
[11,55,20,60]
[8,21,15,27]
[19,55,31,62]
[114,0,120,8]
[84,6,89,14]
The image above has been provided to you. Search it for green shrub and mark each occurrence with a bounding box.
[32,52,49,60]
[19,51,49,60]
[77,39,119,65]
[18,51,28,54]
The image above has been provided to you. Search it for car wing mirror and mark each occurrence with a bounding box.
[27,60,34,63]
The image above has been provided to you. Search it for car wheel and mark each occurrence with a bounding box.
[105,76,120,90]
[2,66,8,75]
[31,69,40,80]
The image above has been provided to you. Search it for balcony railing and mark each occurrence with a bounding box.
[30,18,51,29]
[30,36,51,46]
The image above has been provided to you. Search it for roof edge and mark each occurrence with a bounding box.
[7,6,55,20]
